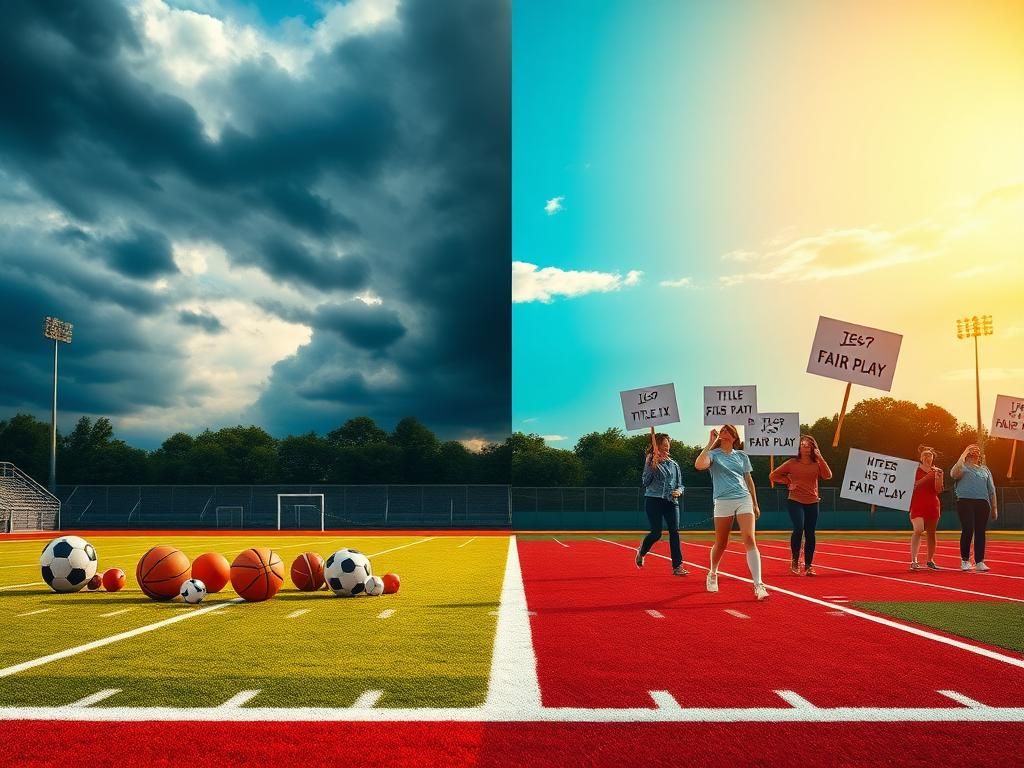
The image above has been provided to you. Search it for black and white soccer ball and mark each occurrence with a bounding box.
[40,536,98,593]
[324,548,372,597]
[364,575,384,596]
[180,578,207,604]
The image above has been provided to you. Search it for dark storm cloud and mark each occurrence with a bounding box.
[0,0,510,445]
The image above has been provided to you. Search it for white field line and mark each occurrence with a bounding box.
[782,542,1024,581]
[828,540,1024,569]
[724,609,750,619]
[776,690,816,709]
[826,611,846,616]
[67,689,121,708]
[456,538,476,549]
[0,582,43,591]
[484,535,542,714]
[606,539,1024,672]
[352,690,383,708]
[220,690,260,708]
[646,609,664,618]
[286,609,310,619]
[0,538,438,680]
[100,608,136,618]
[552,538,569,548]
[649,691,681,709]
[938,690,988,708]
[377,609,395,619]
[746,542,1024,604]
[16,608,52,617]
[872,539,1024,561]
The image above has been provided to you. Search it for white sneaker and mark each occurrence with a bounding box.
[706,572,719,593]
[961,560,972,571]
[976,561,990,572]
[754,583,769,601]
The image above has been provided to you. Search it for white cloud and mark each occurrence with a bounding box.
[521,417,538,423]
[512,261,643,303]
[313,0,399,50]
[544,196,565,216]
[542,434,567,442]
[172,240,216,276]
[459,437,490,453]
[659,277,695,289]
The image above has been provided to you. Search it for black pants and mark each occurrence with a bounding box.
[787,500,819,565]
[640,496,682,568]
[957,498,991,562]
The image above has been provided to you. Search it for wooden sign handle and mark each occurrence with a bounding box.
[832,382,853,448]
[1009,440,1018,480]
[769,454,775,488]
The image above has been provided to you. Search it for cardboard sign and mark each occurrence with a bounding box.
[840,448,917,512]
[703,385,757,425]
[991,394,1024,441]
[806,317,902,391]
[744,412,800,456]
[620,383,680,431]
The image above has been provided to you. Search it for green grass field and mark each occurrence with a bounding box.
[854,601,1024,654]
[0,535,508,708]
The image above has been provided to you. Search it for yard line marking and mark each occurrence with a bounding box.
[16,608,51,617]
[602,539,1024,672]
[0,598,242,680]
[552,538,569,548]
[100,608,136,618]
[456,538,476,548]
[724,609,749,619]
[220,690,260,708]
[649,691,681,709]
[484,536,542,714]
[377,609,395,619]
[776,690,816,709]
[938,690,989,708]
[646,609,664,618]
[67,689,121,708]
[822,595,848,599]
[0,582,43,591]
[352,690,383,708]
[368,537,437,559]
[826,611,846,616]
[286,609,310,619]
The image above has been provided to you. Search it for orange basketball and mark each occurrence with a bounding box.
[192,552,231,593]
[230,547,284,602]
[382,572,401,594]
[290,552,325,592]
[137,546,191,601]
[102,568,126,592]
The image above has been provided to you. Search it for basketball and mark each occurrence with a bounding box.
[230,547,284,602]
[136,546,192,601]
[290,552,325,592]
[192,552,231,593]
[102,568,126,592]
[382,572,401,594]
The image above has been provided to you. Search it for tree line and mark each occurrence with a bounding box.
[0,414,510,486]
[512,397,1020,487]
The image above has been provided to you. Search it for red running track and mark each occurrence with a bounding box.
[5,721,1024,768]
[518,539,1024,710]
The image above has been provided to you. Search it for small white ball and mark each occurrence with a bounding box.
[364,575,384,596]
[180,578,207,604]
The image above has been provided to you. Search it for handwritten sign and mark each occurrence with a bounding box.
[744,412,800,456]
[840,448,917,512]
[620,383,680,431]
[703,385,757,426]
[806,317,902,391]
[991,394,1024,441]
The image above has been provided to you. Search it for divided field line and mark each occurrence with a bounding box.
[781,542,1024,581]
[0,538,437,681]
[604,539,1024,672]
[939,690,989,709]
[552,538,569,548]
[776,690,816,709]
[221,690,260,708]
[352,690,383,708]
[745,542,1024,604]
[0,582,43,592]
[456,538,476,548]
[67,689,121,708]
[15,609,51,617]
[649,691,681,709]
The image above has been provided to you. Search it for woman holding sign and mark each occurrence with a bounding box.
[636,432,688,576]
[908,446,943,571]
[695,424,768,600]
[950,444,998,571]
[769,435,833,576]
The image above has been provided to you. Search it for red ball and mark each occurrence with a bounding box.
[290,552,325,592]
[102,568,126,592]
[87,574,102,591]
[382,572,401,594]
[192,552,231,593]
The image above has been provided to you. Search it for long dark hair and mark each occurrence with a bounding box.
[645,433,671,457]
[797,434,821,461]
[713,424,744,451]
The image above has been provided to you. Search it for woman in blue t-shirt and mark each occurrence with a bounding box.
[950,443,999,571]
[635,432,688,576]
[694,424,768,600]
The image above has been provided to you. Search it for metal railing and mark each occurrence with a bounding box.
[0,462,61,532]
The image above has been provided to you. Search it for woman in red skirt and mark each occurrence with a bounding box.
[909,445,943,571]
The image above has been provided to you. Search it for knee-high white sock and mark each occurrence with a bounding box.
[709,548,717,575]
[746,548,762,584]
[911,532,921,562]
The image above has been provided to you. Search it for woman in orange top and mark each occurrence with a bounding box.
[769,434,833,576]
[909,445,943,571]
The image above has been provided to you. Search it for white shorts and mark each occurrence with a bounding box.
[713,497,754,518]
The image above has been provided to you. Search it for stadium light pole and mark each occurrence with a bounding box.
[955,314,993,445]
[43,316,73,494]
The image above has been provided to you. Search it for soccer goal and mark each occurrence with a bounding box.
[215,505,243,528]
[276,493,325,531]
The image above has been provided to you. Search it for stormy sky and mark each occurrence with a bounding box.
[0,0,510,449]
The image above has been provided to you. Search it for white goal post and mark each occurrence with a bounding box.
[276,493,325,531]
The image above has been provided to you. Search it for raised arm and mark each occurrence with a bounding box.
[815,451,833,480]
[950,446,971,480]
[694,429,717,471]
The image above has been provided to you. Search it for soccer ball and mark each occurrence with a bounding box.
[364,575,384,596]
[40,536,98,593]
[324,548,372,597]
[180,578,207,604]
